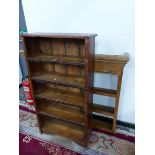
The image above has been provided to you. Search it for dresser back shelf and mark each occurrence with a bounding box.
[92,54,129,133]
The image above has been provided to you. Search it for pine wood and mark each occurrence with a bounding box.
[38,100,85,126]
[112,71,123,132]
[28,55,85,65]
[93,104,114,117]
[21,33,97,147]
[95,54,129,63]
[31,72,85,88]
[92,118,113,132]
[35,87,84,108]
[40,116,85,145]
[22,32,97,39]
[92,54,129,133]
[93,87,117,97]
[95,54,128,74]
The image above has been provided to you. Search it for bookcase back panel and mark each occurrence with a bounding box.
[65,39,79,57]
[80,43,85,58]
[25,37,85,58]
[29,63,54,75]
[32,82,82,95]
[29,62,85,76]
[39,38,53,56]
[54,64,66,74]
[67,66,84,76]
[25,37,41,57]
[52,39,65,55]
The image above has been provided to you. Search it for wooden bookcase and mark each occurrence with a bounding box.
[92,54,129,133]
[21,33,97,147]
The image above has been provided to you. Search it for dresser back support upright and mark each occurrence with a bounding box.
[92,54,129,133]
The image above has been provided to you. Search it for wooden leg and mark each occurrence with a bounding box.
[112,71,123,132]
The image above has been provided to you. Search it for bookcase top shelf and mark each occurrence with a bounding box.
[28,55,85,66]
[21,33,97,39]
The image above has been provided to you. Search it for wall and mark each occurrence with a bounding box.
[22,0,135,123]
[19,0,27,49]
[19,63,23,85]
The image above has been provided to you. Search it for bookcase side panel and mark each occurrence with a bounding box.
[84,38,95,146]
[22,37,43,132]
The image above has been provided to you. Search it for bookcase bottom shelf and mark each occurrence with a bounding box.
[92,118,113,133]
[40,117,85,145]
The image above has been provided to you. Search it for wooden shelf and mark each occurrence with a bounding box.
[92,118,113,133]
[28,55,85,66]
[32,73,85,88]
[95,54,129,64]
[38,101,85,126]
[21,32,97,39]
[35,87,84,108]
[93,87,117,97]
[41,117,85,145]
[93,104,114,117]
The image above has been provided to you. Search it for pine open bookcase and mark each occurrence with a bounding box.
[21,33,129,147]
[22,33,97,147]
